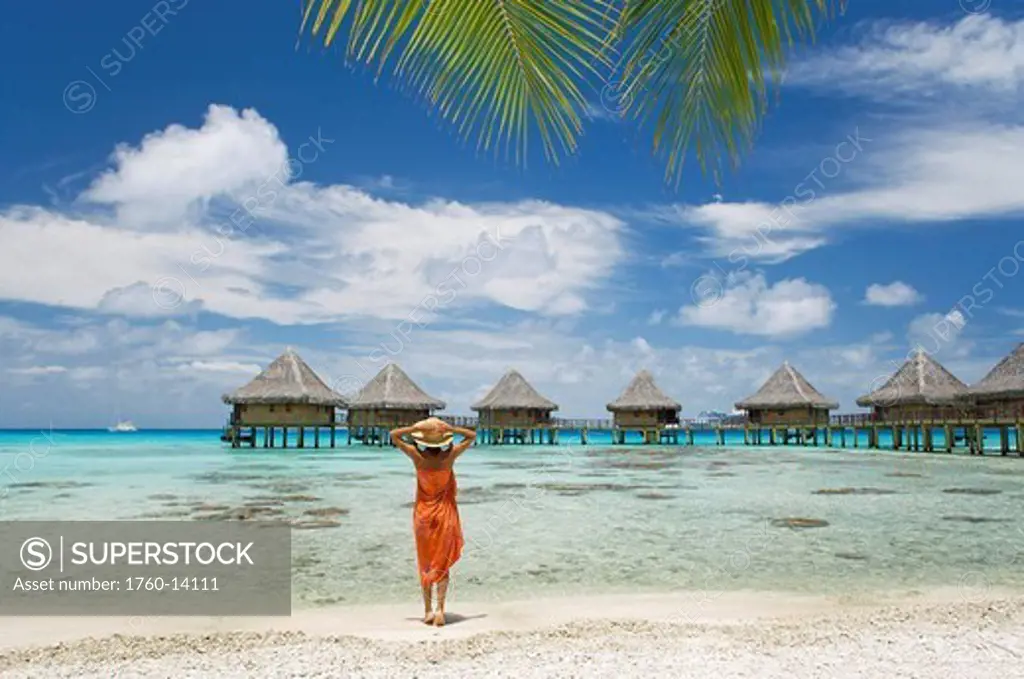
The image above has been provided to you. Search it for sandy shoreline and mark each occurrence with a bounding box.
[2,588,1023,677]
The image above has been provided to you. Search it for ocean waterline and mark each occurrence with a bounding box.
[1,429,1022,608]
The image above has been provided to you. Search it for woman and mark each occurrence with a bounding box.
[390,417,476,626]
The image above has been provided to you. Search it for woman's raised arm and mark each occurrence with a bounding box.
[448,425,477,458]
[390,425,422,461]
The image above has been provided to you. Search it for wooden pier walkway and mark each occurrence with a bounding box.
[226,412,1024,456]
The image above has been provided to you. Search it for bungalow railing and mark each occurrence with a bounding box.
[439,417,618,429]
[556,418,616,429]
[437,415,479,427]
[826,410,1015,425]
[830,413,874,426]
[336,410,1020,430]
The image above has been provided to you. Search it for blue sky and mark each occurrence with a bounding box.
[1,1,1023,427]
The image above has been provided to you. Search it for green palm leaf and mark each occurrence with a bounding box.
[616,0,842,184]
[302,0,614,164]
[301,1,842,184]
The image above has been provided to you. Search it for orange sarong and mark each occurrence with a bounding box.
[413,467,464,586]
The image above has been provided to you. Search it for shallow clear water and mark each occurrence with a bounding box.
[1,429,1022,608]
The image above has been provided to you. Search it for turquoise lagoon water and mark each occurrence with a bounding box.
[1,429,1023,608]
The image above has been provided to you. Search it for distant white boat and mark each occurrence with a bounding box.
[108,420,138,433]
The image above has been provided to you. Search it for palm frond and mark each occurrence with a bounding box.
[616,0,842,184]
[302,0,615,165]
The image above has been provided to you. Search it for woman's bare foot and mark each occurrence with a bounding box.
[423,610,434,625]
[433,611,446,627]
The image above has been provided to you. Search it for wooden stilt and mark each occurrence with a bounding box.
[263,426,269,448]
[298,427,305,448]
[250,427,256,448]
[332,425,337,448]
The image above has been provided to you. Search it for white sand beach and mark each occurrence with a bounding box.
[2,587,1022,678]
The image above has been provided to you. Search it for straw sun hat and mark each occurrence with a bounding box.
[410,419,454,448]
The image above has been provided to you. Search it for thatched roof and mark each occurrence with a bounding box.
[222,348,346,406]
[471,370,558,411]
[348,363,445,410]
[735,362,838,410]
[607,370,681,412]
[970,343,1024,400]
[856,350,967,407]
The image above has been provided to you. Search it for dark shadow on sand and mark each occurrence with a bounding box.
[404,613,488,626]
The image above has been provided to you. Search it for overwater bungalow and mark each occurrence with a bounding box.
[969,343,1024,421]
[346,363,446,445]
[855,349,969,422]
[607,370,682,444]
[221,348,346,448]
[471,370,558,444]
[735,361,837,427]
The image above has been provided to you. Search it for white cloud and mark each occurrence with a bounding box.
[0,314,276,426]
[786,15,1024,101]
[176,360,262,374]
[7,366,67,376]
[907,310,969,358]
[997,307,1024,318]
[648,309,666,325]
[583,101,624,123]
[0,105,624,325]
[83,104,289,227]
[68,366,108,382]
[671,200,830,262]
[676,272,835,338]
[864,281,923,307]
[669,122,1024,260]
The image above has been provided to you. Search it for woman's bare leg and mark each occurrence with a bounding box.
[421,582,433,624]
[433,576,449,626]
